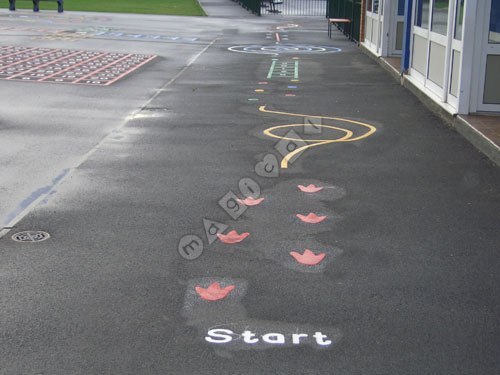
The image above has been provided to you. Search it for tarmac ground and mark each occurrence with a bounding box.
[0,8,499,375]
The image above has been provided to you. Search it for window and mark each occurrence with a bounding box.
[454,0,464,40]
[415,0,430,29]
[373,0,379,14]
[398,0,405,16]
[431,0,449,35]
[489,0,500,43]
[367,0,372,12]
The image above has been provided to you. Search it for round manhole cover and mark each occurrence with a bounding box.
[11,231,50,243]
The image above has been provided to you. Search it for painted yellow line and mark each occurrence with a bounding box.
[259,105,377,168]
[263,123,353,142]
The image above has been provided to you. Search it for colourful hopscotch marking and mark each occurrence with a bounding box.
[260,106,377,169]
[267,59,299,79]
[267,60,277,79]
[255,89,265,93]
[248,98,259,101]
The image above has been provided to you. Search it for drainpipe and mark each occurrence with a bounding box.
[401,0,413,73]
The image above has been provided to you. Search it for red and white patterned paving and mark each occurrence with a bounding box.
[0,46,156,85]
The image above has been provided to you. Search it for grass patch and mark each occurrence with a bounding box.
[6,0,206,16]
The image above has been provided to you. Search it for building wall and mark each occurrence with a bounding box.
[360,0,500,114]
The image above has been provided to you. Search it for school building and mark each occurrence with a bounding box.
[331,0,500,116]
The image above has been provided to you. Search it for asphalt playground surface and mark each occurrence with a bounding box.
[0,7,499,375]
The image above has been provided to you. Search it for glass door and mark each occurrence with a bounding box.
[410,0,457,103]
[365,0,384,54]
[477,0,500,112]
[389,0,406,55]
[446,0,464,108]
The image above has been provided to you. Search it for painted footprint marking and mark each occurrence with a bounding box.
[195,282,235,301]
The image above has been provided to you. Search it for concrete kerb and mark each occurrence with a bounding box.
[453,115,500,167]
[359,43,500,168]
[198,0,256,17]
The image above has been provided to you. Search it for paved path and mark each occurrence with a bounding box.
[0,8,499,375]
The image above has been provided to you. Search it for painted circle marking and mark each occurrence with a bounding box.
[178,234,204,260]
[228,45,342,55]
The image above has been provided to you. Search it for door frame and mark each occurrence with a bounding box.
[472,0,500,112]
[388,0,405,55]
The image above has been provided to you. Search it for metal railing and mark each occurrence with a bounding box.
[8,0,64,12]
[233,0,329,16]
[232,0,261,15]
[261,0,327,16]
[327,0,361,41]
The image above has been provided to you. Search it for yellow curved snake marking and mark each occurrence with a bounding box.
[260,105,377,169]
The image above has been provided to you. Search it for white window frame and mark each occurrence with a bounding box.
[472,0,500,112]
[365,0,386,55]
[409,0,461,112]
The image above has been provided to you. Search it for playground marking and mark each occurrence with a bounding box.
[0,46,156,85]
[196,282,235,301]
[267,60,299,79]
[0,26,200,43]
[228,44,342,56]
[276,24,299,30]
[206,329,333,347]
[290,249,326,266]
[260,106,377,169]
[92,31,199,43]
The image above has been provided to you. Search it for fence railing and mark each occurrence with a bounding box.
[327,0,361,42]
[261,0,327,16]
[232,0,261,15]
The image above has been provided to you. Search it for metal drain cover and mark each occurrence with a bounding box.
[11,231,50,243]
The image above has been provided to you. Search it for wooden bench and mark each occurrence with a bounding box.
[328,18,351,39]
[8,0,64,12]
[261,0,283,13]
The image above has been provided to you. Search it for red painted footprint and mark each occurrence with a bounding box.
[290,249,326,266]
[217,230,250,244]
[195,282,235,301]
[237,197,265,206]
[298,184,323,193]
[296,213,327,224]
